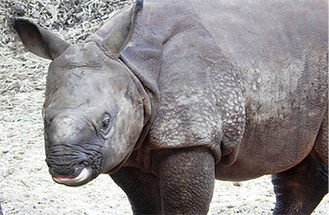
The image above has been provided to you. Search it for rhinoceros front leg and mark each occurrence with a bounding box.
[158,147,215,214]
[272,150,328,215]
[110,167,162,214]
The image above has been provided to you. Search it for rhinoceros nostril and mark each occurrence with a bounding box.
[73,161,90,174]
[79,161,89,168]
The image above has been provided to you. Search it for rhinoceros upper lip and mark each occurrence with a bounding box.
[53,167,91,184]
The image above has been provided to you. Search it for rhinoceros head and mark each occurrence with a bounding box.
[14,1,147,186]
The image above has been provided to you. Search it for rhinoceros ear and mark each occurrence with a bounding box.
[99,0,143,59]
[14,18,70,60]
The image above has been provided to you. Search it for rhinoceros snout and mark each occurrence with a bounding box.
[52,167,93,186]
[45,138,104,185]
[44,113,104,185]
[46,156,89,177]
[47,158,86,177]
[46,156,97,186]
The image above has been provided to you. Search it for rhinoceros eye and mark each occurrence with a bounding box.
[100,114,112,135]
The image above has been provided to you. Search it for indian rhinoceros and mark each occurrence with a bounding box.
[14,0,327,214]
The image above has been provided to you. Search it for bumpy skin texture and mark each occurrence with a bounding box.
[14,0,328,214]
[158,148,215,214]
[314,107,328,165]
[111,167,162,214]
[96,1,329,212]
[111,147,215,214]
[116,0,328,179]
[272,150,328,214]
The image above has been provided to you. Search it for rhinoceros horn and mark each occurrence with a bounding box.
[99,0,143,59]
[14,19,71,60]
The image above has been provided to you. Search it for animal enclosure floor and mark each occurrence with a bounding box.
[0,0,328,214]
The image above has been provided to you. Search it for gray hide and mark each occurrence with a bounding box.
[14,0,327,214]
[88,0,328,179]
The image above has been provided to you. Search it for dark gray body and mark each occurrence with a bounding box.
[15,0,327,214]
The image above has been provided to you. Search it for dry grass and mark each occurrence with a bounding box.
[0,0,328,214]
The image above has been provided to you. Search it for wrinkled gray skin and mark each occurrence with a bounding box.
[15,0,327,214]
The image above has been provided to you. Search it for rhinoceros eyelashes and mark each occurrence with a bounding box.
[100,114,112,136]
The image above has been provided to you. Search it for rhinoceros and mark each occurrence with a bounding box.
[14,0,327,214]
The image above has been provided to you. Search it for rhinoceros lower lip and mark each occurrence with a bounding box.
[53,167,91,185]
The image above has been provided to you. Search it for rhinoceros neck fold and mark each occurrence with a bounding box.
[118,59,155,151]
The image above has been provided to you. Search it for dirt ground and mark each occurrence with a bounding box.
[0,0,328,214]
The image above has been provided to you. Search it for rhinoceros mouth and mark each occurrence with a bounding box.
[53,167,92,186]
